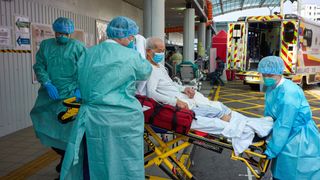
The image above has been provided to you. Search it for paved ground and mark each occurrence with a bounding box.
[0,80,319,180]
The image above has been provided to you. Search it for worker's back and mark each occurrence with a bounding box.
[78,41,151,109]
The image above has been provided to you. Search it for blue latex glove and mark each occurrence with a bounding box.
[44,82,60,100]
[74,88,81,101]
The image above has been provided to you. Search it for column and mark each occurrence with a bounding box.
[206,26,212,53]
[183,8,195,62]
[198,21,206,54]
[143,0,165,41]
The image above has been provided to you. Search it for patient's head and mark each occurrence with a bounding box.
[146,37,165,65]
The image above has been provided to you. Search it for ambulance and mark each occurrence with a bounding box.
[226,14,320,87]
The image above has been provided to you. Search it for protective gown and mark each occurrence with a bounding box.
[60,40,152,180]
[30,38,85,150]
[264,79,320,180]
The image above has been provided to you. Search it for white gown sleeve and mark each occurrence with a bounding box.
[146,68,177,106]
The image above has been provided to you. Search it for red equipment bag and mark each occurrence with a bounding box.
[136,95,195,134]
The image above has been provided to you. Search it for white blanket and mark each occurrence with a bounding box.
[175,91,273,155]
[191,111,273,155]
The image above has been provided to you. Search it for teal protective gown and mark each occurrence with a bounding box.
[30,38,86,150]
[60,40,152,180]
[264,79,320,180]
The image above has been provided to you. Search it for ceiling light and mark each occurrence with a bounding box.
[171,7,186,11]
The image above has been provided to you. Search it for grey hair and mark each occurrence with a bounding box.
[146,37,163,50]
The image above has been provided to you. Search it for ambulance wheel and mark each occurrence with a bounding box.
[299,77,307,89]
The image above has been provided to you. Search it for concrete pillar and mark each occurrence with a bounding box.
[206,27,212,53]
[280,0,284,15]
[143,0,165,41]
[183,8,195,62]
[296,0,301,16]
[198,22,206,52]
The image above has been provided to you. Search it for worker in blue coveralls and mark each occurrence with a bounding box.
[258,56,320,180]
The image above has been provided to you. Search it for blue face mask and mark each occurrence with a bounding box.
[263,77,277,87]
[153,52,165,63]
[127,40,135,49]
[56,36,69,44]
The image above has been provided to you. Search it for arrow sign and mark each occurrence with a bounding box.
[16,36,30,46]
[16,18,31,30]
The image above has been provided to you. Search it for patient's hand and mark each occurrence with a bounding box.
[184,87,195,99]
[221,114,231,122]
[176,99,189,109]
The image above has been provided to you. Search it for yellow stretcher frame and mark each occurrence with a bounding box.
[60,97,271,180]
[144,124,270,180]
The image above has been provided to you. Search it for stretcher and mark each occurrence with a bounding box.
[59,97,270,180]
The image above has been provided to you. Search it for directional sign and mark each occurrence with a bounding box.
[16,19,30,30]
[15,33,31,50]
[14,15,31,50]
[16,36,30,46]
[15,15,30,34]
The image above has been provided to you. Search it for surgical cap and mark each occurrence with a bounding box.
[52,17,75,34]
[107,16,139,39]
[258,56,284,75]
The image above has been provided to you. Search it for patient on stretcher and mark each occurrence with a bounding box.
[145,54,273,155]
[144,37,273,154]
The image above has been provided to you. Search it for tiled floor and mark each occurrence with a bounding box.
[28,159,60,180]
[0,127,59,179]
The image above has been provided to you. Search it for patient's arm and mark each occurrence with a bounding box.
[184,87,195,98]
[172,81,185,92]
[176,99,189,109]
[172,82,195,99]
[146,71,177,106]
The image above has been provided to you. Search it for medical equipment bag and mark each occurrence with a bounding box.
[136,95,195,134]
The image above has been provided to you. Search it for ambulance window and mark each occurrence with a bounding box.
[233,24,241,39]
[304,29,313,47]
[284,22,295,43]
[234,24,241,30]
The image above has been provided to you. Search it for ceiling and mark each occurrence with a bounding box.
[124,0,192,27]
[124,0,283,27]
[211,0,281,16]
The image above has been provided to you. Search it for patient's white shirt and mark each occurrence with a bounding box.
[146,64,185,106]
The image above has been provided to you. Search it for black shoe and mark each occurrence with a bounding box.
[56,162,61,173]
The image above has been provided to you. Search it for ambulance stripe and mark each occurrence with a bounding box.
[281,48,287,57]
[283,60,292,73]
[288,55,292,63]
[227,24,233,69]
[280,51,292,72]
[247,15,283,21]
[282,41,288,48]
